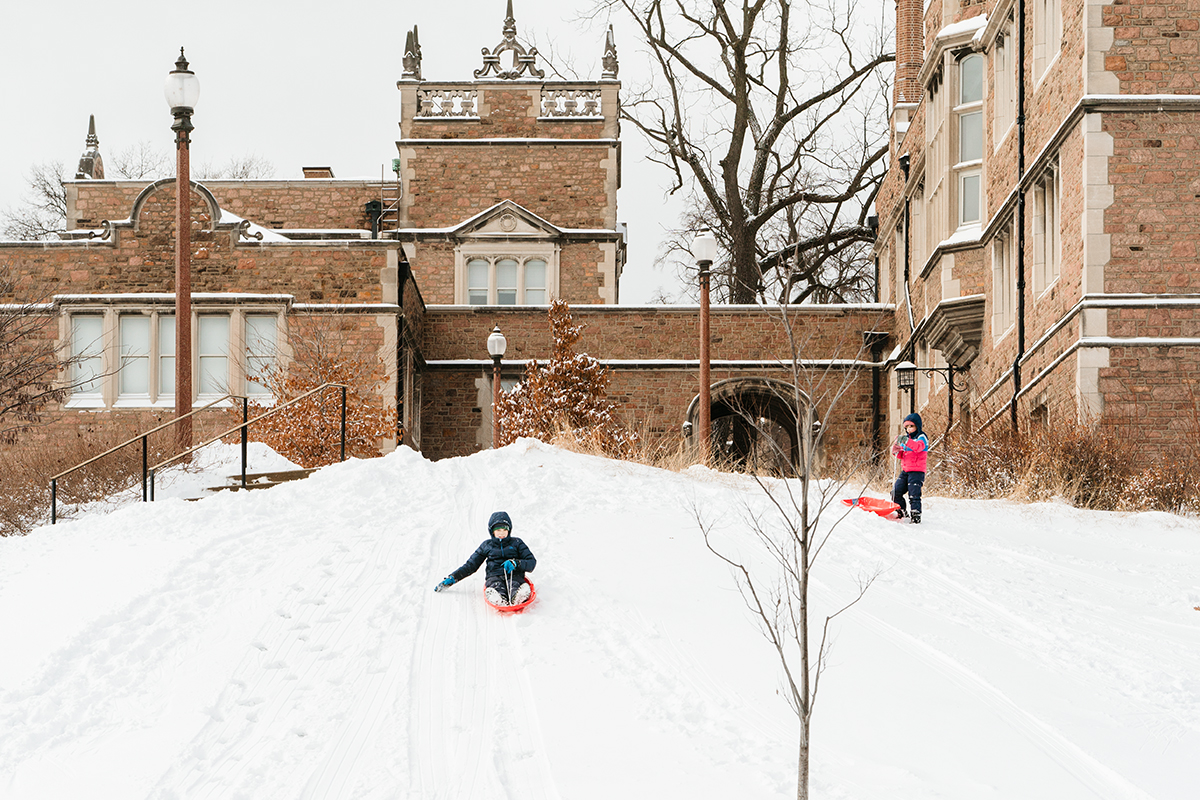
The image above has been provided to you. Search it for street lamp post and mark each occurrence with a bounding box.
[693,230,718,463]
[894,359,967,427]
[165,48,200,455]
[487,326,507,448]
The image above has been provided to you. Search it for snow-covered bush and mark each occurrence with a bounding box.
[496,300,636,457]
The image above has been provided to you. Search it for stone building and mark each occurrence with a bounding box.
[2,5,892,474]
[876,0,1200,456]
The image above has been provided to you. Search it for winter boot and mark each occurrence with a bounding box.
[512,582,532,604]
[485,587,508,606]
[911,512,921,524]
[895,507,907,519]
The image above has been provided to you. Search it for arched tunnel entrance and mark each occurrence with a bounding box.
[685,377,818,475]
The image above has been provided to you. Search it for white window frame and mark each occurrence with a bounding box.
[952,53,984,230]
[1031,164,1062,297]
[117,314,152,405]
[69,315,106,407]
[992,217,1017,338]
[455,244,559,305]
[63,302,285,409]
[992,18,1016,148]
[244,314,278,397]
[1033,0,1062,84]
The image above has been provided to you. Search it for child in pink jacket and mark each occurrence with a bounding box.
[891,413,929,523]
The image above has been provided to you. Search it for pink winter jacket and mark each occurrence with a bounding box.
[892,434,929,473]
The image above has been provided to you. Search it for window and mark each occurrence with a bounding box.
[244,315,277,396]
[464,255,554,305]
[66,306,284,408]
[1033,0,1062,83]
[992,18,1016,146]
[1032,166,1061,295]
[911,183,926,273]
[119,315,150,398]
[925,74,949,248]
[524,259,547,304]
[954,54,983,228]
[992,217,1017,336]
[71,316,104,397]
[198,316,230,396]
[159,315,175,396]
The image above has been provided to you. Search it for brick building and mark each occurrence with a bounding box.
[877,0,1200,456]
[2,6,892,473]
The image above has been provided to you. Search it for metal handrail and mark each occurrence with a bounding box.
[147,383,347,501]
[50,394,237,483]
[50,383,348,523]
[50,394,240,524]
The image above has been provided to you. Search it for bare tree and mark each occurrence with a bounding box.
[0,264,104,443]
[609,0,893,303]
[194,155,276,180]
[1,161,67,241]
[110,141,172,180]
[697,306,883,799]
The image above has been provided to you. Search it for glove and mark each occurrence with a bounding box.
[434,576,455,592]
[502,559,517,574]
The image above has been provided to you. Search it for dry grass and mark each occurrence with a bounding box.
[0,418,178,536]
[932,416,1200,515]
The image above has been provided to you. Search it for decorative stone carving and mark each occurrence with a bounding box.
[475,0,545,80]
[601,24,619,79]
[402,26,422,81]
[540,88,602,117]
[416,88,479,117]
[75,115,104,180]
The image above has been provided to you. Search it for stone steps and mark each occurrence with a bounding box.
[206,468,318,493]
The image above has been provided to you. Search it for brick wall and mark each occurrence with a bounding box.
[67,179,386,231]
[401,143,612,229]
[1103,0,1200,92]
[417,304,891,462]
[1103,110,1200,292]
[6,184,400,303]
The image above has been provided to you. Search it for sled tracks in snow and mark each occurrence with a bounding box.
[148,531,416,799]
[408,460,561,800]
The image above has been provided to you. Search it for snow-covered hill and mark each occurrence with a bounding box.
[1,441,1197,799]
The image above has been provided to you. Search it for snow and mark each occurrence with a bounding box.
[2,440,1198,799]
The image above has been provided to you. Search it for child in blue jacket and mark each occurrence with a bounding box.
[435,511,537,605]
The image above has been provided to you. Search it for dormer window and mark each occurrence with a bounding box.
[465,255,552,304]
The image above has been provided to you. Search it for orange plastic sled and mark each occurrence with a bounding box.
[485,579,536,614]
[842,496,901,517]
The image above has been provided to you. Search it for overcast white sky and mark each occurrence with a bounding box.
[0,0,892,305]
[0,0,698,303]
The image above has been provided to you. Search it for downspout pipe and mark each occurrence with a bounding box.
[397,253,410,446]
[1012,0,1028,433]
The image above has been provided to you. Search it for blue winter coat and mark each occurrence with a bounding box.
[449,531,537,591]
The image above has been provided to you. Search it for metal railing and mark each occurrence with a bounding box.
[50,383,347,524]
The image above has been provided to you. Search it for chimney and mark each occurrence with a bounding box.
[894,0,924,106]
[303,166,335,179]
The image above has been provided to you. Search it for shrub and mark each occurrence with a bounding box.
[234,322,397,468]
[496,300,637,457]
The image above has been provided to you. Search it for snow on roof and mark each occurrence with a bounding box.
[935,13,988,43]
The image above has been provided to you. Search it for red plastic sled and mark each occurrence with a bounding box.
[842,496,901,517]
[485,579,536,614]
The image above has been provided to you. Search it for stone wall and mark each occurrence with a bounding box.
[400,142,613,230]
[1102,110,1200,293]
[417,304,891,462]
[67,179,386,232]
[1103,0,1200,92]
[6,184,399,303]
